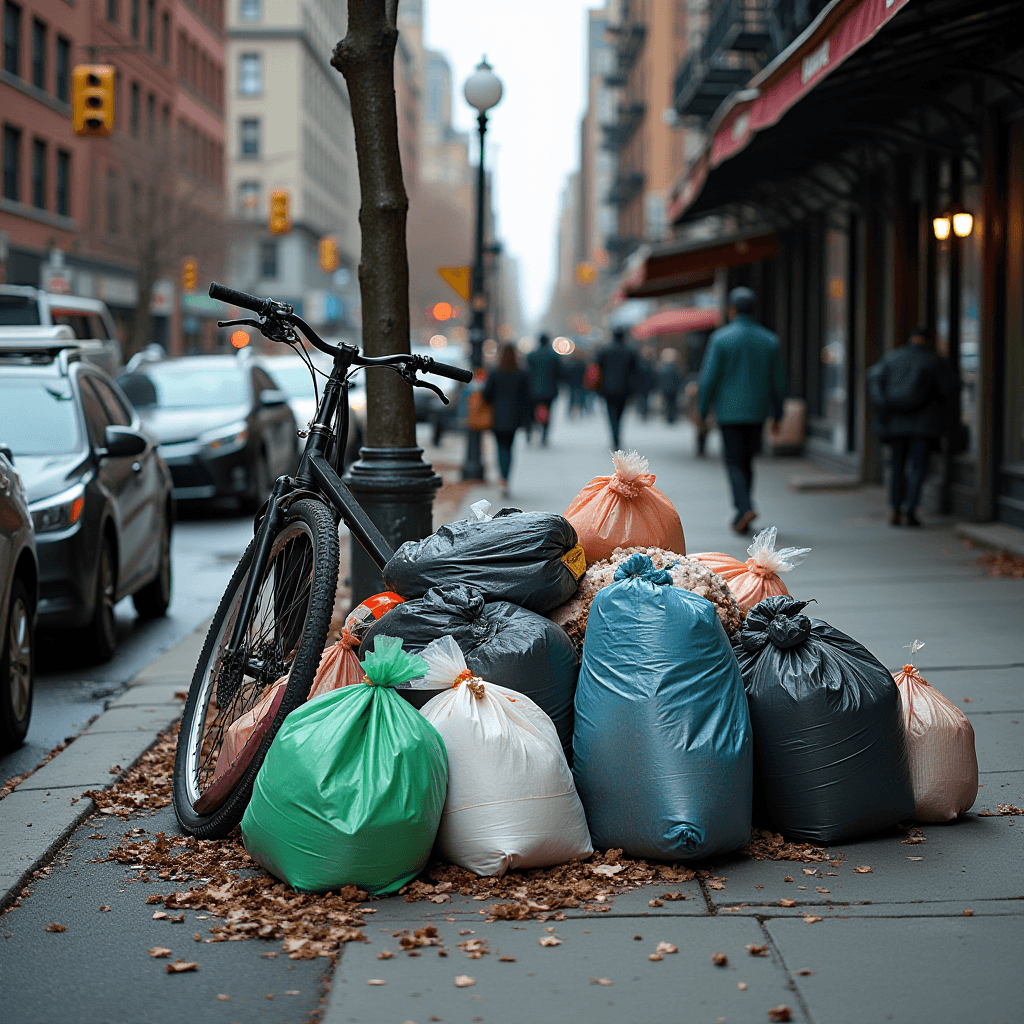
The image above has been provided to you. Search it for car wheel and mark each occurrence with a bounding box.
[133,513,172,619]
[84,540,118,663]
[0,579,34,752]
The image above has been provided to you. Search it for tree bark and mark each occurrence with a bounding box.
[332,0,416,449]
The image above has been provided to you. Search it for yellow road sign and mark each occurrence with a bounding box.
[437,265,471,302]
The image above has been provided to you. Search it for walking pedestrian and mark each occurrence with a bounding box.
[699,286,785,534]
[483,342,533,498]
[526,332,561,445]
[657,348,683,424]
[867,326,956,526]
[634,348,658,420]
[563,349,587,417]
[596,327,638,449]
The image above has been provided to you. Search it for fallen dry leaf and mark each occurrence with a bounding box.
[907,856,923,861]
[655,942,678,955]
[712,952,728,966]
[98,905,111,912]
[964,909,973,916]
[662,892,687,901]
[648,899,664,907]
[152,912,168,920]
[795,969,814,976]
[738,982,747,990]
[768,1005,792,1022]
[853,866,872,874]
[783,876,794,883]
[590,977,613,986]
[590,864,623,877]
[802,869,817,876]
[216,995,230,1001]
[977,804,1023,816]
[365,979,386,986]
[538,936,562,947]
[815,887,830,894]
[377,950,394,960]
[165,960,198,973]
[779,899,797,907]
[44,923,66,933]
[648,953,663,961]
[499,956,516,962]
[745,944,769,957]
[707,877,727,890]
[454,975,475,988]
[148,947,172,958]
[802,915,823,924]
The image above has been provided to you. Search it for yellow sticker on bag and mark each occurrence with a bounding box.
[560,542,587,580]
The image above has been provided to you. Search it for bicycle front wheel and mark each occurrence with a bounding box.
[173,498,339,839]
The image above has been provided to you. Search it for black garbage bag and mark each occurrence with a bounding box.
[360,583,579,761]
[732,595,914,844]
[383,510,584,614]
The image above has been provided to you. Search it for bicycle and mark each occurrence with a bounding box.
[171,283,472,839]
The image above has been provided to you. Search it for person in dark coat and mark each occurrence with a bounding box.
[483,342,533,497]
[563,349,587,417]
[633,348,658,420]
[526,332,561,445]
[699,286,785,534]
[867,326,956,526]
[657,348,683,424]
[596,327,638,449]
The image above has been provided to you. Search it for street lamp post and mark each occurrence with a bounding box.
[461,58,503,481]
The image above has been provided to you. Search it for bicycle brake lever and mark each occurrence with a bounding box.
[412,379,450,405]
[218,317,262,329]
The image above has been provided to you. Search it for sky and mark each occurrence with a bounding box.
[422,0,596,329]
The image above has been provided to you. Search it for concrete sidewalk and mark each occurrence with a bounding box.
[323,405,1023,1024]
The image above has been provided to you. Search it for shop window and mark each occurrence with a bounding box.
[236,179,260,215]
[239,117,259,157]
[4,1,21,77]
[107,0,117,23]
[31,137,44,208]
[130,0,139,39]
[55,35,69,102]
[55,148,70,216]
[2,125,20,201]
[238,52,261,96]
[30,17,44,89]
[259,239,277,278]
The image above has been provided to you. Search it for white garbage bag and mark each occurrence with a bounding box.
[418,636,593,876]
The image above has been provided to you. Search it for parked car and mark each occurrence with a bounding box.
[119,355,297,510]
[0,286,122,375]
[0,330,173,663]
[0,445,37,751]
[255,353,365,466]
[411,344,470,445]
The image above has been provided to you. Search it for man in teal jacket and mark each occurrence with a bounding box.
[699,287,785,533]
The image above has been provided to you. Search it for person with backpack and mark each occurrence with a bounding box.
[867,326,956,526]
[526,333,561,445]
[596,328,638,449]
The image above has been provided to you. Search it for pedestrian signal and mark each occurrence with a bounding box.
[269,190,291,235]
[73,65,115,138]
[181,257,198,292]
[319,235,339,272]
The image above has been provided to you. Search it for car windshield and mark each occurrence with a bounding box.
[264,363,315,399]
[0,296,41,326]
[137,363,247,409]
[0,377,81,454]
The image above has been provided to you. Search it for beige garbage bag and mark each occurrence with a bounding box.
[894,641,978,822]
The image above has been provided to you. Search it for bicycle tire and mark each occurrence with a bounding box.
[172,498,339,839]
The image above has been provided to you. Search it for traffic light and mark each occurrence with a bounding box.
[269,190,291,235]
[319,235,339,273]
[72,65,115,138]
[181,257,198,292]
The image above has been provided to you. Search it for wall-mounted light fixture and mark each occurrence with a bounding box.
[952,212,974,238]
[934,211,973,240]
[933,216,951,241]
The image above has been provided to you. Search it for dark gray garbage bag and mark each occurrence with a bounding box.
[732,595,914,844]
[360,583,579,761]
[382,510,583,614]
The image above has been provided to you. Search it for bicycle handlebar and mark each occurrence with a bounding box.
[209,282,270,314]
[425,360,473,383]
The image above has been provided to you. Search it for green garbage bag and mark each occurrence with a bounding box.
[241,636,448,894]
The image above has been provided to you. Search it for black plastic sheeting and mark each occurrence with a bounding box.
[360,584,579,762]
[732,595,914,844]
[383,510,580,614]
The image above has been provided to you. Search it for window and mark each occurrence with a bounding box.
[107,0,117,23]
[161,11,168,63]
[130,81,140,134]
[259,239,277,278]
[78,377,112,449]
[90,377,132,426]
[239,0,259,21]
[146,0,154,51]
[236,179,259,215]
[238,52,261,95]
[130,0,138,39]
[4,1,21,77]
[30,17,43,89]
[239,117,259,157]
[147,93,155,137]
[161,102,169,137]
[55,35,69,102]
[106,168,118,234]
[178,30,186,79]
[31,137,44,208]
[2,125,20,201]
[55,148,69,215]
[129,178,139,228]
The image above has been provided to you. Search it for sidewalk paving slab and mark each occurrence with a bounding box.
[967,713,1023,772]
[766,915,1024,1024]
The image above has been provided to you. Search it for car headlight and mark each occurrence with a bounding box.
[199,420,249,455]
[30,482,86,534]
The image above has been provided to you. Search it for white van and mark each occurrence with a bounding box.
[0,286,122,374]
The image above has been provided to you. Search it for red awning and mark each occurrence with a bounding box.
[669,0,911,222]
[633,307,721,340]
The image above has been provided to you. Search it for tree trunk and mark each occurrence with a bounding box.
[332,0,415,449]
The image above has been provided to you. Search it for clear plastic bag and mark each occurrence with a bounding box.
[418,636,592,876]
[894,641,978,822]
[692,527,810,612]
[564,450,686,562]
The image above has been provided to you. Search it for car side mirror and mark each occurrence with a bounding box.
[101,425,148,458]
[259,389,289,407]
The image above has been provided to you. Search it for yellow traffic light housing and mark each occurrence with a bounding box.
[182,257,198,292]
[269,190,291,235]
[73,65,115,138]
[319,235,339,273]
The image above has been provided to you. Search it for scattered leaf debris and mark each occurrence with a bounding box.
[44,923,66,933]
[712,953,728,966]
[975,550,1024,578]
[365,979,386,986]
[499,956,516,962]
[165,960,198,973]
[591,977,613,985]
[538,935,562,947]
[738,982,747,990]
[802,915,823,924]
[768,1005,793,1021]
[853,866,872,874]
[148,947,172,958]
[454,975,475,987]
[745,944,769,957]
[977,804,1023,816]
[216,994,230,1001]
[98,905,111,912]
[655,942,677,955]
[796,969,814,976]
[779,899,797,907]
[648,899,664,907]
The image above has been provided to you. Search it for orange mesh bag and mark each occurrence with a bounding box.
[691,527,810,613]
[564,450,685,562]
[308,591,405,700]
[894,640,978,822]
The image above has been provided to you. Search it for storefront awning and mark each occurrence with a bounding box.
[619,229,778,300]
[633,307,721,339]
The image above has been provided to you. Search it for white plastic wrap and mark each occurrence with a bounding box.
[746,526,811,575]
[610,449,649,480]
[418,636,593,876]
[469,499,493,522]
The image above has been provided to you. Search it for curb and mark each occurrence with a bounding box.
[955,522,1024,558]
[0,619,209,912]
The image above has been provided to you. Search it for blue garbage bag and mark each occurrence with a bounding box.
[573,553,752,860]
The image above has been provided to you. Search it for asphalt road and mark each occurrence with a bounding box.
[1,505,254,782]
